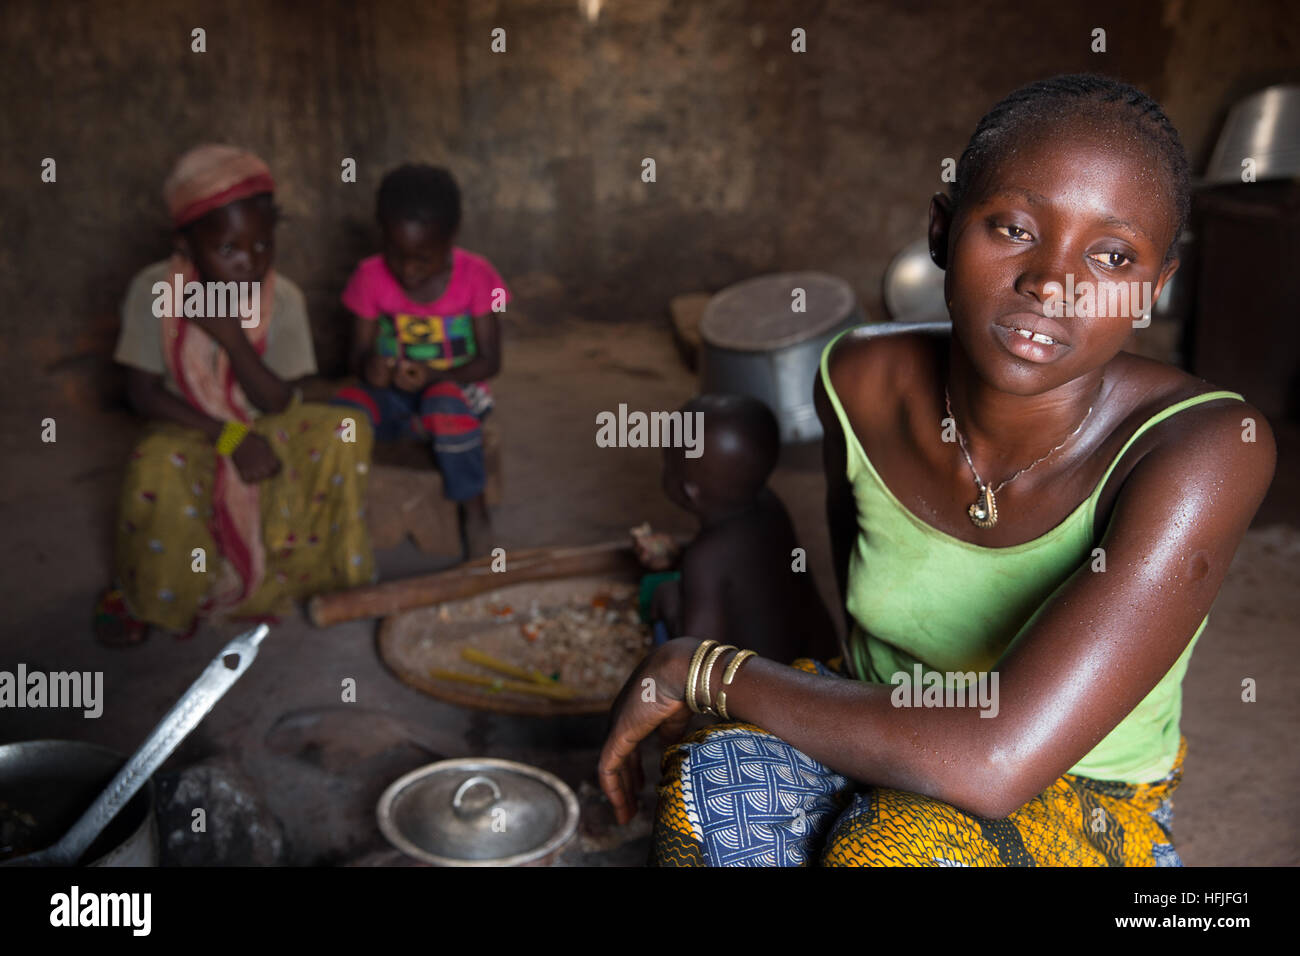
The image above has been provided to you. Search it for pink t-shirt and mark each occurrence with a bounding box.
[341,249,510,370]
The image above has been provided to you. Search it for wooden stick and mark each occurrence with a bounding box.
[460,647,556,687]
[428,669,578,700]
[307,540,648,627]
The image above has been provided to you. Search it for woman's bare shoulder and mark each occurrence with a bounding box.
[1106,350,1256,431]
[1102,350,1275,495]
[825,329,939,413]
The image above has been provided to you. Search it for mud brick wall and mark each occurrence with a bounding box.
[1,0,1297,420]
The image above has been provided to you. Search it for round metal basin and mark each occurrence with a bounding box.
[1203,84,1300,186]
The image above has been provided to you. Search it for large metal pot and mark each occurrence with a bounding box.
[0,740,158,866]
[700,272,865,443]
[1203,84,1300,186]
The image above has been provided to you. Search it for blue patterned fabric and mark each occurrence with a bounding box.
[1151,797,1182,866]
[683,727,852,866]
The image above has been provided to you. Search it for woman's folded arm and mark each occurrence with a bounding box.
[125,367,222,440]
[712,399,1275,818]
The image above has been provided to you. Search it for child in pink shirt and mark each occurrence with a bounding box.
[335,164,509,556]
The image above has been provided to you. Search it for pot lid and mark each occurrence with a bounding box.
[377,758,579,866]
[701,272,858,352]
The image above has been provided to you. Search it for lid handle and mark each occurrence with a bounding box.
[452,775,502,816]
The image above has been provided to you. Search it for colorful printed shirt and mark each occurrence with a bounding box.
[341,249,510,372]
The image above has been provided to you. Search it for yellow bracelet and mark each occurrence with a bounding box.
[685,640,718,715]
[215,421,250,456]
[717,650,756,720]
[698,644,737,716]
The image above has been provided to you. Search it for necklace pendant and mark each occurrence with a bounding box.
[968,486,998,529]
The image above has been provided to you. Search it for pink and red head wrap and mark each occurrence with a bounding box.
[163,144,275,228]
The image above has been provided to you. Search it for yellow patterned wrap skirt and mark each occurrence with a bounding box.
[114,401,376,632]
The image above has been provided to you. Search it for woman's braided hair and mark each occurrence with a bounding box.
[951,74,1191,263]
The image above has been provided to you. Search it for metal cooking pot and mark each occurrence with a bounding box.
[700,272,865,443]
[0,740,158,866]
[377,757,579,867]
[882,238,949,324]
[1203,84,1300,186]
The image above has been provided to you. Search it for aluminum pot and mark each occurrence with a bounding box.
[0,740,158,867]
[700,272,865,443]
[377,757,579,867]
[882,238,948,324]
[1203,84,1300,186]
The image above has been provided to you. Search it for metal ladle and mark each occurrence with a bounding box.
[1,624,268,867]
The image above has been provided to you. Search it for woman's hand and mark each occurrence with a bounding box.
[185,314,246,350]
[230,432,281,483]
[363,351,395,389]
[394,358,433,392]
[598,637,698,825]
[186,316,293,414]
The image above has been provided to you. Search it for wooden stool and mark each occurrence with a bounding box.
[366,424,502,558]
[669,292,711,371]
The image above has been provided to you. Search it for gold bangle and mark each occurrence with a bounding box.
[215,421,250,456]
[717,650,756,720]
[698,644,736,716]
[685,640,718,715]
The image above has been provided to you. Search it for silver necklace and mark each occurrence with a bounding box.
[944,378,1101,529]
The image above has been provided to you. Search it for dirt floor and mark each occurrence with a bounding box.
[1,315,1297,865]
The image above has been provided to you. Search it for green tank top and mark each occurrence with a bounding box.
[820,330,1244,783]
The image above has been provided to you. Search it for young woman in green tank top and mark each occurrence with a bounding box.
[598,76,1276,866]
